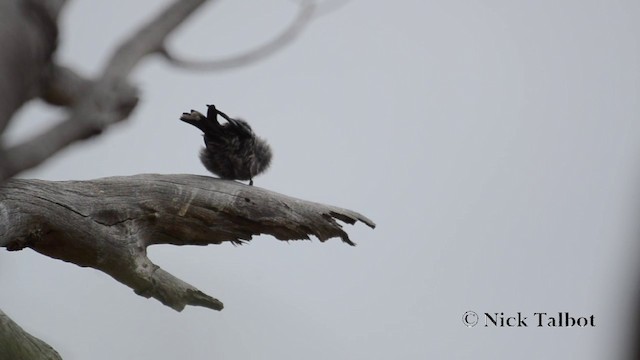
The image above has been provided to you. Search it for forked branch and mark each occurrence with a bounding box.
[0,174,375,311]
[0,0,209,182]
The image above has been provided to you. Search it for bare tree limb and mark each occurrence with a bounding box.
[310,0,352,17]
[0,309,62,360]
[0,0,211,183]
[0,174,376,311]
[0,0,336,183]
[159,0,316,71]
[40,64,92,107]
[0,1,362,355]
[0,0,63,132]
[102,0,210,80]
[0,80,139,181]
[159,0,356,71]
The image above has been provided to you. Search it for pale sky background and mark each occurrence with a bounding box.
[1,0,640,359]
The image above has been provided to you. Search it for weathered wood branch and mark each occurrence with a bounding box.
[0,0,210,182]
[159,0,353,72]
[0,0,63,132]
[101,0,209,80]
[0,0,330,183]
[0,0,356,356]
[0,309,62,360]
[0,174,375,311]
[160,0,315,71]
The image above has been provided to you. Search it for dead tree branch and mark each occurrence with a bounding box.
[0,1,359,356]
[160,0,316,71]
[159,0,353,71]
[0,0,210,182]
[0,0,329,183]
[0,174,376,311]
[0,0,63,132]
[0,309,62,360]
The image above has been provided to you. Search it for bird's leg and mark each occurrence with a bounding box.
[249,179,253,186]
[216,109,232,122]
[213,109,246,132]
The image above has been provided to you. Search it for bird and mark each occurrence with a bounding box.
[180,104,272,186]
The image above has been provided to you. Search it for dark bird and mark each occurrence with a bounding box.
[180,104,272,185]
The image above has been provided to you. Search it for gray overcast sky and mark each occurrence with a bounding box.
[2,0,640,358]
